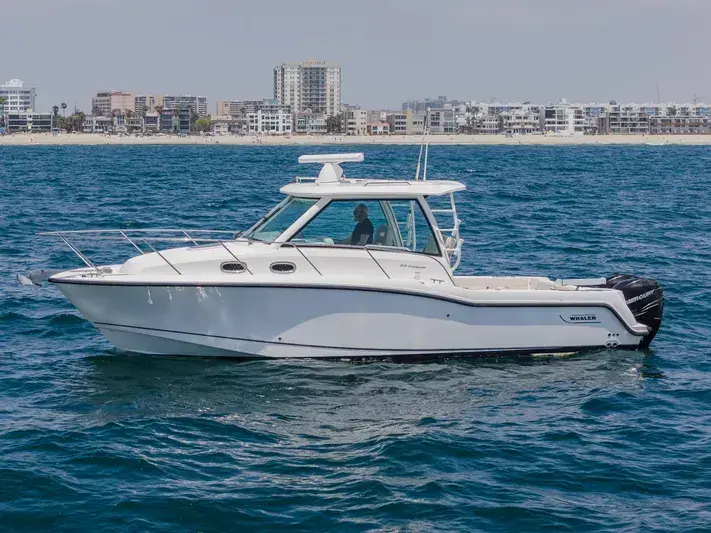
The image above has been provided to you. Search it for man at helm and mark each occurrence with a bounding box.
[340,203,374,246]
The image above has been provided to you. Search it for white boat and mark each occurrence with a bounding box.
[24,152,664,359]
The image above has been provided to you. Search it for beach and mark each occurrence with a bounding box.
[2,132,711,146]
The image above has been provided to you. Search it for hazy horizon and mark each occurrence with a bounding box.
[2,0,710,113]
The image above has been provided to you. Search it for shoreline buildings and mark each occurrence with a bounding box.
[0,78,52,133]
[401,97,711,136]
[3,66,711,136]
[1,79,36,113]
[91,91,135,116]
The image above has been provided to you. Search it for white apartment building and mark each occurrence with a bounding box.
[542,103,586,133]
[274,60,341,117]
[82,115,114,133]
[474,114,501,134]
[211,115,242,135]
[342,108,368,135]
[428,108,457,134]
[247,110,292,134]
[0,79,37,113]
[367,122,390,135]
[92,91,135,116]
[294,112,327,134]
[501,108,541,135]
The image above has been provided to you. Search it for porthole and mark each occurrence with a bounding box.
[221,261,246,273]
[270,262,296,274]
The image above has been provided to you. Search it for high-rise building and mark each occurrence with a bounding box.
[273,60,341,116]
[162,95,207,117]
[0,79,37,113]
[91,91,135,116]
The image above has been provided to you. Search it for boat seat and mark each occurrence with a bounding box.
[374,224,396,247]
[424,234,440,255]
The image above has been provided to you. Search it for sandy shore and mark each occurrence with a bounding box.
[2,132,711,146]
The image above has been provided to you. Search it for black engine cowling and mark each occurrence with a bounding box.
[605,274,664,349]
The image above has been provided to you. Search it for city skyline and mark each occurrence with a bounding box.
[3,0,710,111]
[4,78,711,118]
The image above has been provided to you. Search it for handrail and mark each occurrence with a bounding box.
[429,191,463,271]
[119,230,144,254]
[279,243,323,276]
[41,235,232,243]
[39,228,252,278]
[364,247,390,279]
[60,236,102,273]
[362,180,412,186]
[279,241,392,279]
[217,241,254,275]
[141,239,182,275]
[280,242,453,283]
[38,228,237,236]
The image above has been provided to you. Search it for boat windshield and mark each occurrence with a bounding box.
[245,197,317,242]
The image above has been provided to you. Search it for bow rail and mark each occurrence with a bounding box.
[38,228,246,275]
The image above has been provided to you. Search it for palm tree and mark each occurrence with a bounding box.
[125,109,134,132]
[154,106,164,132]
[51,105,60,130]
[172,106,181,133]
[72,112,86,133]
[138,108,147,133]
[61,102,67,117]
[0,96,7,128]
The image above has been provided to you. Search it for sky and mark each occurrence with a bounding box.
[2,0,710,113]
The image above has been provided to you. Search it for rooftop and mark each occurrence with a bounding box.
[280,153,465,198]
[281,178,466,199]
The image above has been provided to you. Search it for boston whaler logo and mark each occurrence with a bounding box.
[560,313,600,324]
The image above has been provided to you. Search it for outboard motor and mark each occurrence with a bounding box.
[606,274,664,349]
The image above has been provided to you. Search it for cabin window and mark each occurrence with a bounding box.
[220,261,246,273]
[289,199,441,256]
[270,262,296,273]
[388,200,442,256]
[245,197,317,243]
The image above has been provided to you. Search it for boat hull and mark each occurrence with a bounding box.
[52,280,645,359]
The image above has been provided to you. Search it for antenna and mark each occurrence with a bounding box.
[656,81,661,104]
[692,94,705,105]
[414,108,430,181]
[422,109,430,181]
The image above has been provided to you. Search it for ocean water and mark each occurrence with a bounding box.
[1,144,710,532]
